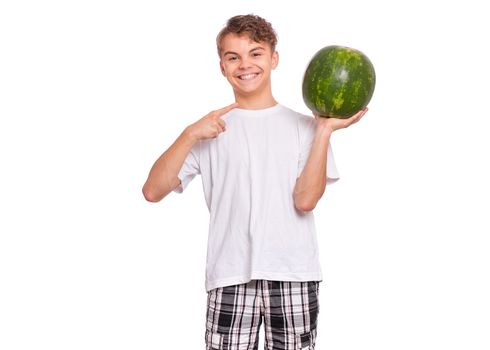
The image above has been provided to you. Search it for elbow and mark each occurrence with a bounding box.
[295,202,317,213]
[142,176,180,202]
[142,183,163,203]
[294,197,318,213]
[294,188,325,213]
[293,179,326,213]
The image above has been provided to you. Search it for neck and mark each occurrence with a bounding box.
[234,88,277,110]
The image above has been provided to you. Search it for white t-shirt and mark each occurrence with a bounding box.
[175,104,339,291]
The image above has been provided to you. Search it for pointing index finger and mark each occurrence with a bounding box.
[216,102,239,116]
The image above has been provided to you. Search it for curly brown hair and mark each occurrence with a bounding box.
[216,14,278,56]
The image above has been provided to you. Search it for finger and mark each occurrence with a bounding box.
[355,108,368,122]
[210,126,221,138]
[359,107,368,117]
[215,102,239,116]
[347,107,367,124]
[212,122,224,134]
[217,119,226,130]
[352,107,368,119]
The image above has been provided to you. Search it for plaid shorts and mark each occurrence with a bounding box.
[205,280,320,350]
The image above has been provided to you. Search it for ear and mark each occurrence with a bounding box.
[271,50,279,69]
[219,60,226,76]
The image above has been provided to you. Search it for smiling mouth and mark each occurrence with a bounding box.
[237,73,259,80]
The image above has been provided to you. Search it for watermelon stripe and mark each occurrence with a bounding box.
[302,45,375,118]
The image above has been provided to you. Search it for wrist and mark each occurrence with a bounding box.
[183,125,199,143]
[315,122,333,138]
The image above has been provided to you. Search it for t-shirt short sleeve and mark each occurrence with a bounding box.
[298,116,340,184]
[173,142,201,193]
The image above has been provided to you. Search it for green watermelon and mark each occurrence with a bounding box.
[302,45,376,118]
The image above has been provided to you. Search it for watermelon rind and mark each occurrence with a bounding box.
[302,45,376,119]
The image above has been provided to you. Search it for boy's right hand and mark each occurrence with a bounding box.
[186,103,239,141]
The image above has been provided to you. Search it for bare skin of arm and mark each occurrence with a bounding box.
[293,108,368,212]
[142,103,238,202]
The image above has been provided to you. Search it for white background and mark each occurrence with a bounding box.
[1,0,489,349]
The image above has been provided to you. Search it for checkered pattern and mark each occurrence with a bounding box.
[205,280,319,350]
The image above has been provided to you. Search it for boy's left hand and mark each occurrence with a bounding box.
[314,107,368,133]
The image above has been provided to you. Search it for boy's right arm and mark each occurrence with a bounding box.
[142,103,238,202]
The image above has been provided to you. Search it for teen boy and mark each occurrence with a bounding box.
[143,14,367,350]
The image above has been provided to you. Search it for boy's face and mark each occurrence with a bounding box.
[219,33,278,99]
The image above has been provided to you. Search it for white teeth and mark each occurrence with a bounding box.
[239,73,258,80]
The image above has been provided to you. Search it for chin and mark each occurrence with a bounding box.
[235,83,266,96]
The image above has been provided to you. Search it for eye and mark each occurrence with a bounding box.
[253,52,262,57]
[228,56,238,61]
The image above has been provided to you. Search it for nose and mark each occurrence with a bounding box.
[239,56,252,70]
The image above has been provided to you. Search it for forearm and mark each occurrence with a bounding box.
[142,127,197,202]
[293,126,332,212]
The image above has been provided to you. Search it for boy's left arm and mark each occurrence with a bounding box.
[293,108,368,212]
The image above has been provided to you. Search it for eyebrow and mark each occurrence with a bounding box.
[223,46,266,56]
